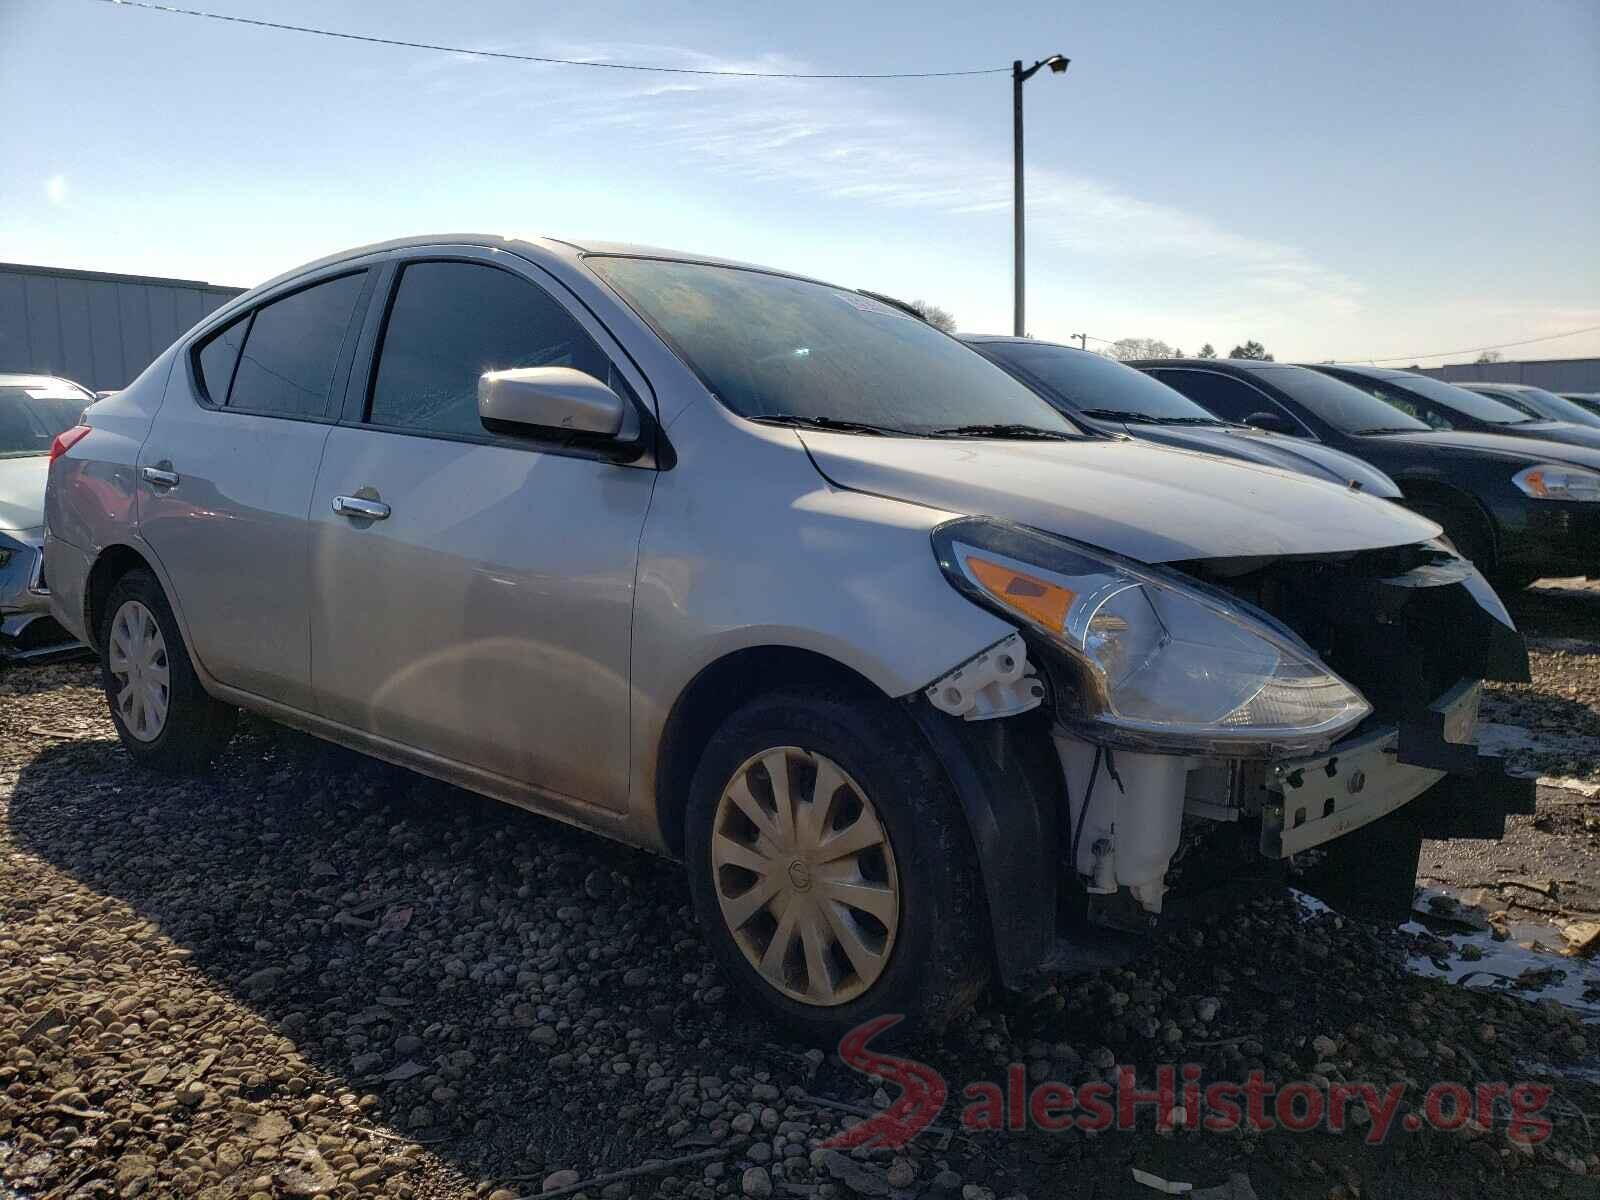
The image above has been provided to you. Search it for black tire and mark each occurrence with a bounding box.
[684,687,989,1043]
[99,568,236,773]
[1407,499,1494,575]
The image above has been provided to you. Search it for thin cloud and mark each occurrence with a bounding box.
[485,42,1363,309]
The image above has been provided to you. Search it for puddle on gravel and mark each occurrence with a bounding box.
[1402,891,1600,1021]
[1292,887,1600,1021]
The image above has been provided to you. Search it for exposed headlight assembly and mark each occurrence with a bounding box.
[1513,464,1600,503]
[932,517,1371,755]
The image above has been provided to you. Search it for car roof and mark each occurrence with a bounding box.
[0,373,89,392]
[248,233,837,299]
[1126,358,1287,372]
[959,334,1088,352]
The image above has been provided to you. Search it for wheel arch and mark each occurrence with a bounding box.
[84,543,159,652]
[652,641,1064,991]
[653,645,886,859]
[1394,477,1500,567]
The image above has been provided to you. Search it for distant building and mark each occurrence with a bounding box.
[1412,356,1600,393]
[0,261,244,392]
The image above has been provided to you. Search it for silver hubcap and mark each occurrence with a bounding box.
[108,600,169,742]
[712,747,900,1007]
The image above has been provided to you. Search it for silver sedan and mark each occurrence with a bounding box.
[42,236,1530,1037]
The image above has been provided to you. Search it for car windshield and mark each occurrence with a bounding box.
[975,340,1222,423]
[0,383,89,457]
[1380,374,1539,425]
[588,257,1080,438]
[1253,367,1431,434]
[1500,386,1600,429]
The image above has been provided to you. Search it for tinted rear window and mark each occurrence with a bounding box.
[0,384,88,456]
[979,342,1218,422]
[228,273,366,418]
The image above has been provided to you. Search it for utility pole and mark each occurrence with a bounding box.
[1070,332,1088,350]
[1012,53,1069,337]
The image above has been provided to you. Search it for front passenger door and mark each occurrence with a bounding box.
[307,254,657,813]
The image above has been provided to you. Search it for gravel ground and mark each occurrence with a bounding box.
[2,586,1598,1200]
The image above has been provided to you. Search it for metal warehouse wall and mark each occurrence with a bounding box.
[0,262,244,393]
[1413,357,1600,393]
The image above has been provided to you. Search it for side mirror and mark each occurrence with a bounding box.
[1244,410,1294,435]
[478,367,626,440]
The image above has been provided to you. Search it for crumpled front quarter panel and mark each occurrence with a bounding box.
[628,405,1014,835]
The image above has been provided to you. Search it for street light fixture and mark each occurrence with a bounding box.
[1013,53,1069,336]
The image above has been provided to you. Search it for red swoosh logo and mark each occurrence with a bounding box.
[820,1014,947,1150]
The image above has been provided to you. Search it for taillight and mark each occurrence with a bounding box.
[48,425,92,463]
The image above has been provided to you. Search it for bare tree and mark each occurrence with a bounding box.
[1107,336,1176,361]
[908,300,956,333]
[1475,350,1503,364]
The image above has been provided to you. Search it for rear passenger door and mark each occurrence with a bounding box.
[138,263,377,711]
[306,250,658,813]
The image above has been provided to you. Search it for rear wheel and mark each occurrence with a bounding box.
[99,569,235,773]
[684,687,988,1041]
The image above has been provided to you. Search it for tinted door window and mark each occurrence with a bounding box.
[229,273,366,418]
[1147,370,1290,426]
[195,314,249,405]
[368,261,617,438]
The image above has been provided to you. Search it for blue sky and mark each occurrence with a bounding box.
[2,0,1596,363]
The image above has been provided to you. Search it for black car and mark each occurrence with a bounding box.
[1452,381,1600,430]
[959,336,1401,496]
[1131,358,1600,588]
[1310,364,1600,452]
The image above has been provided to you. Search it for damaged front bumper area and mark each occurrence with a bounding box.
[913,540,1533,990]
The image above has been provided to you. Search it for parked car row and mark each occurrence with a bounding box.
[1119,359,1600,590]
[38,235,1540,1035]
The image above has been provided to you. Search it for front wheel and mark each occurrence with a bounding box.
[684,687,989,1042]
[99,568,236,773]
[1407,499,1494,576]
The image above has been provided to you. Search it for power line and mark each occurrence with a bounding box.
[1346,324,1600,365]
[90,0,1010,78]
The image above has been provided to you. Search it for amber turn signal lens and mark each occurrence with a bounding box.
[964,556,1075,631]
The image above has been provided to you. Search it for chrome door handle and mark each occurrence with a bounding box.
[141,466,179,488]
[332,495,391,520]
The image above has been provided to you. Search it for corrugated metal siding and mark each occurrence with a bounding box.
[1415,357,1600,393]
[0,263,244,392]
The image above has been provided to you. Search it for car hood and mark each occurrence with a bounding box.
[797,431,1439,564]
[0,455,48,532]
[1493,422,1600,451]
[1106,423,1401,497]
[1362,429,1600,469]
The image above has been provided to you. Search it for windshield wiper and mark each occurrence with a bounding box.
[1077,408,1219,427]
[751,415,904,437]
[1353,426,1428,435]
[927,423,1076,441]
